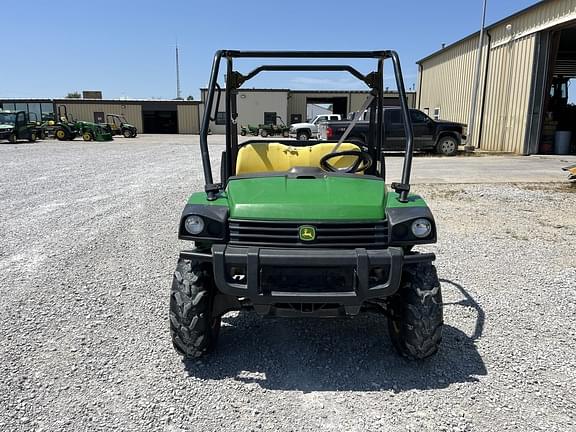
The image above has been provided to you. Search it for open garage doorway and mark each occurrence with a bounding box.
[142,104,178,134]
[306,97,347,121]
[537,25,576,155]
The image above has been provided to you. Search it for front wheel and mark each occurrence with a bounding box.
[436,136,459,156]
[9,133,17,144]
[387,262,443,360]
[282,130,289,138]
[82,132,94,141]
[28,132,36,142]
[169,259,221,359]
[260,129,268,138]
[296,130,310,141]
[123,129,133,138]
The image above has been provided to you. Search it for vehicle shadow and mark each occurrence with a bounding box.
[183,278,487,392]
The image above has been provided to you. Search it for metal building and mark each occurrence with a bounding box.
[0,99,201,134]
[417,0,576,154]
[202,89,416,134]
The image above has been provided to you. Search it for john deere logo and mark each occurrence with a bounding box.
[299,225,316,241]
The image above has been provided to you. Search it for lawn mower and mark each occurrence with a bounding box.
[170,50,442,361]
[0,111,37,143]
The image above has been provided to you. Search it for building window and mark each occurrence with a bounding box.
[264,112,277,125]
[433,107,440,120]
[215,112,226,125]
[94,112,105,123]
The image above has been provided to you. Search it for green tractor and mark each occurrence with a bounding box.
[239,124,260,136]
[105,114,137,138]
[28,112,47,140]
[53,105,113,142]
[0,111,37,143]
[170,50,443,361]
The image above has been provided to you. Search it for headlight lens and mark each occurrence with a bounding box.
[411,218,432,238]
[184,215,205,235]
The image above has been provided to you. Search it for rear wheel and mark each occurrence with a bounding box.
[9,133,17,144]
[240,129,246,136]
[436,135,458,156]
[37,130,46,140]
[387,262,443,360]
[169,259,221,359]
[297,130,310,141]
[28,132,36,142]
[260,129,268,138]
[55,128,68,141]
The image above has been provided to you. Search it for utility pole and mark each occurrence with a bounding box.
[176,43,182,100]
[465,0,488,152]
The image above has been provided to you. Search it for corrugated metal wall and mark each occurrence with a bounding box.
[417,0,576,154]
[177,105,199,134]
[481,34,536,152]
[57,102,143,132]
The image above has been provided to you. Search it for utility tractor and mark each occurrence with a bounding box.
[53,105,113,142]
[0,111,37,143]
[170,50,443,361]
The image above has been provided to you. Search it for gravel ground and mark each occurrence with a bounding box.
[1,136,575,431]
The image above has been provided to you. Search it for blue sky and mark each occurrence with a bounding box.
[1,0,540,100]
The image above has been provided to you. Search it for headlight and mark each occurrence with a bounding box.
[411,218,432,238]
[184,215,205,235]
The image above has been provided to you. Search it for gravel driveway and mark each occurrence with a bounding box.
[1,136,575,431]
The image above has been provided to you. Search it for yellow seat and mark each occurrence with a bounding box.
[235,142,362,175]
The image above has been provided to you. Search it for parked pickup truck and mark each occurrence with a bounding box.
[317,108,466,155]
[289,113,342,141]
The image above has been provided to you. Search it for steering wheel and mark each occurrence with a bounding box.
[320,149,373,174]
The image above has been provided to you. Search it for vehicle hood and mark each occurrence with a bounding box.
[226,175,386,220]
[436,120,466,128]
[290,122,314,129]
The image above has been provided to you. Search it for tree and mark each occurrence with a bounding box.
[186,95,194,101]
[66,92,81,99]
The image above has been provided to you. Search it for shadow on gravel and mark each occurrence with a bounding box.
[184,278,487,392]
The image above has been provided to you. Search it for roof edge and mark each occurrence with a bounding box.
[417,0,545,64]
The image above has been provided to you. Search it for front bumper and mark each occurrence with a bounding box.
[180,245,435,316]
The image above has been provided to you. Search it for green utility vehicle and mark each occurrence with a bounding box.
[0,111,37,143]
[170,50,443,360]
[106,114,137,138]
[54,105,113,142]
[258,116,290,138]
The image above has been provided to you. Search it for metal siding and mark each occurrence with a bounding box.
[417,0,576,154]
[59,102,143,132]
[177,105,199,134]
[481,35,536,152]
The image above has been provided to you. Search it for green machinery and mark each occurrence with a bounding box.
[106,114,137,138]
[258,116,290,138]
[0,111,37,143]
[239,124,259,136]
[53,105,113,142]
[169,50,443,361]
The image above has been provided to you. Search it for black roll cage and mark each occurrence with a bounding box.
[200,50,414,202]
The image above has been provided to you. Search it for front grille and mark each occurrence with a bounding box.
[228,219,388,248]
[261,266,355,292]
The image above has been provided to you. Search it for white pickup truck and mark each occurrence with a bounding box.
[289,114,342,141]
